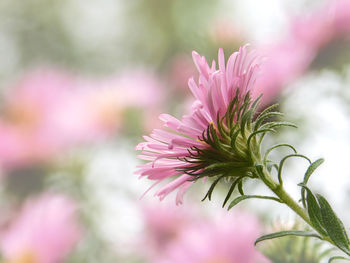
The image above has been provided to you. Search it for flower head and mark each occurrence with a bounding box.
[1,193,81,263]
[0,69,164,170]
[155,212,269,263]
[136,45,263,204]
[140,201,198,261]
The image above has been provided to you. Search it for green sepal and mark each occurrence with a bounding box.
[201,174,228,201]
[240,109,253,137]
[247,129,275,151]
[316,194,350,255]
[254,111,283,131]
[228,195,281,210]
[259,121,297,131]
[254,230,322,246]
[222,177,243,208]
[230,129,246,158]
[237,180,244,195]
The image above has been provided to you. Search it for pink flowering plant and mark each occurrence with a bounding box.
[136,45,350,262]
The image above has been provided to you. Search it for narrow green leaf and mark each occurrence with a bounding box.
[255,103,279,120]
[278,154,311,185]
[263,143,297,166]
[266,162,279,173]
[260,121,297,131]
[300,158,324,208]
[230,129,245,158]
[317,194,350,255]
[254,230,321,245]
[303,158,324,185]
[328,256,350,262]
[222,177,243,208]
[299,185,327,236]
[247,129,275,151]
[254,164,264,179]
[254,111,284,130]
[201,174,228,201]
[251,93,262,110]
[228,195,281,210]
[237,180,244,195]
[204,162,249,171]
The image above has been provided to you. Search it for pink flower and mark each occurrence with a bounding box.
[0,69,164,169]
[169,54,198,93]
[140,201,197,261]
[136,46,261,204]
[252,0,350,104]
[83,70,165,133]
[209,18,244,45]
[0,70,110,169]
[332,0,350,34]
[155,212,269,263]
[0,194,81,263]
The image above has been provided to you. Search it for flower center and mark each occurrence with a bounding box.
[4,102,40,131]
[5,250,37,263]
[204,258,231,263]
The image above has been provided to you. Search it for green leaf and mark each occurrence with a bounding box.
[250,94,263,112]
[278,154,311,185]
[263,143,297,165]
[240,109,253,137]
[230,129,246,158]
[201,174,228,201]
[300,158,324,208]
[303,158,324,185]
[222,177,243,208]
[255,230,322,245]
[317,194,350,255]
[259,121,297,131]
[299,185,327,236]
[228,195,281,210]
[254,109,282,131]
[254,164,265,179]
[247,129,275,151]
[237,180,244,195]
[328,256,350,262]
[255,103,279,121]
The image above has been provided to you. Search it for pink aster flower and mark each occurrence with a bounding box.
[140,201,197,261]
[0,69,164,169]
[155,212,269,263]
[0,193,81,263]
[252,0,350,104]
[0,70,111,169]
[136,45,261,204]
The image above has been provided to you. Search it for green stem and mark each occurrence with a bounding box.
[259,166,312,226]
[257,165,335,245]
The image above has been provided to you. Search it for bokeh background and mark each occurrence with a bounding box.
[0,0,350,262]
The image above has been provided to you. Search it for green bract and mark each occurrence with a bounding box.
[181,91,350,262]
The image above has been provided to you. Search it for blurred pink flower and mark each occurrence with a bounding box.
[0,69,164,169]
[155,212,269,263]
[333,0,350,34]
[0,194,81,263]
[0,70,109,168]
[252,0,350,104]
[140,201,197,261]
[84,70,165,132]
[136,46,261,204]
[169,54,198,93]
[209,18,244,45]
